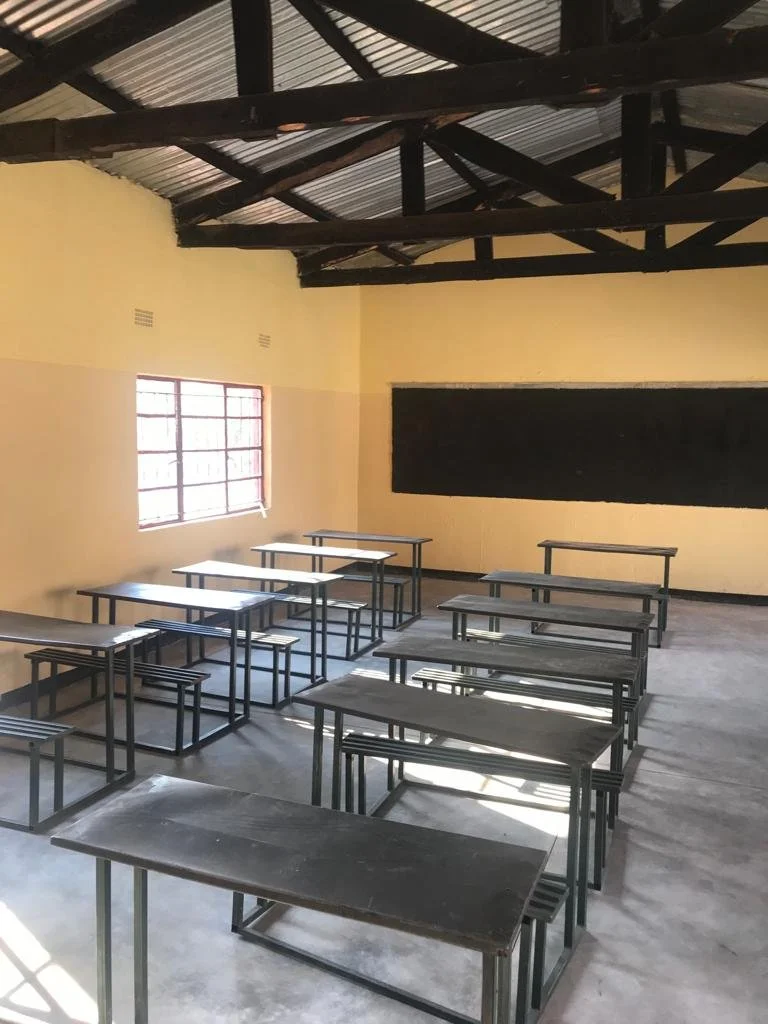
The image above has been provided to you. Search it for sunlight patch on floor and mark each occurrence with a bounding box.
[0,902,100,1024]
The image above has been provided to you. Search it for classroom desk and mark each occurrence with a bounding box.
[297,674,619,951]
[253,542,395,655]
[174,560,341,684]
[538,540,678,638]
[438,594,652,692]
[52,774,550,1024]
[373,634,638,813]
[0,609,157,821]
[481,570,663,647]
[77,583,270,741]
[305,529,433,626]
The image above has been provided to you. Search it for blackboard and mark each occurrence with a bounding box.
[391,386,768,509]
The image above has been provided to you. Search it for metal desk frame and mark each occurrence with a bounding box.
[305,529,433,628]
[174,562,334,685]
[538,540,677,642]
[253,543,394,657]
[81,586,262,748]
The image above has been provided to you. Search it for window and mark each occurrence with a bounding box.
[137,376,265,528]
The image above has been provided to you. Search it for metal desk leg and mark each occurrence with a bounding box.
[53,738,64,812]
[310,585,318,681]
[228,612,238,726]
[514,921,532,1024]
[608,681,623,826]
[90,596,100,701]
[543,546,552,605]
[125,644,135,775]
[243,611,252,718]
[96,859,112,1024]
[134,867,149,1024]
[311,708,324,806]
[577,766,592,929]
[28,744,40,830]
[331,711,344,810]
[105,650,115,784]
[564,768,579,948]
[661,555,671,633]
[481,952,511,1024]
[321,584,328,681]
[369,563,378,645]
[410,543,418,620]
[378,561,386,640]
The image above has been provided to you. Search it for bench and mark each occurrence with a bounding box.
[271,593,366,659]
[135,618,299,708]
[25,648,209,756]
[341,731,622,890]
[0,714,75,832]
[412,666,639,750]
[343,572,406,628]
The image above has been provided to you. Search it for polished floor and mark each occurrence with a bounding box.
[0,579,766,1024]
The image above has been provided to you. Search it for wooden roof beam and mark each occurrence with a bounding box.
[2,26,767,161]
[177,185,768,249]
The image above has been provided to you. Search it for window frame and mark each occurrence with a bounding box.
[136,374,265,530]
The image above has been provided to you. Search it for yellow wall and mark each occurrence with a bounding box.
[359,225,768,595]
[0,161,360,693]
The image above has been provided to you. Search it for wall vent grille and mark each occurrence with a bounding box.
[134,308,154,327]
[258,333,271,349]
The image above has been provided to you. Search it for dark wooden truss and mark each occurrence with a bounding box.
[0,0,765,287]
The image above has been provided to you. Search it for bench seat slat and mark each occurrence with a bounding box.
[25,648,208,686]
[135,619,299,648]
[0,714,75,742]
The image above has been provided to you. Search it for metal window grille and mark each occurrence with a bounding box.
[137,375,265,529]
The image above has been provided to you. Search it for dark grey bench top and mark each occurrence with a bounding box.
[482,570,661,598]
[538,539,678,557]
[175,559,342,586]
[253,542,395,563]
[78,582,273,614]
[373,636,639,685]
[51,775,549,954]
[438,595,654,633]
[305,530,433,545]
[296,674,621,767]
[0,610,158,651]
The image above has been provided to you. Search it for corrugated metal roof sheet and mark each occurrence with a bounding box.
[0,0,766,270]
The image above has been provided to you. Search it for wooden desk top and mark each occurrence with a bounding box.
[0,610,157,651]
[538,539,678,557]
[78,582,273,614]
[297,674,620,767]
[482,570,661,597]
[174,559,342,586]
[51,775,549,955]
[253,542,395,562]
[373,636,639,685]
[305,530,433,545]
[439,595,653,632]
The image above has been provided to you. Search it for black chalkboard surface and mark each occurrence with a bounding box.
[391,386,768,509]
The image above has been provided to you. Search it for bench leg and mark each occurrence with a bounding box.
[283,648,292,704]
[96,859,112,1024]
[192,686,201,746]
[531,918,547,1010]
[354,608,362,654]
[481,952,510,1024]
[53,737,65,812]
[28,743,40,830]
[30,660,39,719]
[386,723,395,791]
[175,685,185,756]
[345,610,353,661]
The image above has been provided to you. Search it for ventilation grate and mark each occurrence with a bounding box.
[258,332,271,349]
[134,308,154,328]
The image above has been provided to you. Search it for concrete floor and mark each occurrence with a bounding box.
[0,579,767,1024]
